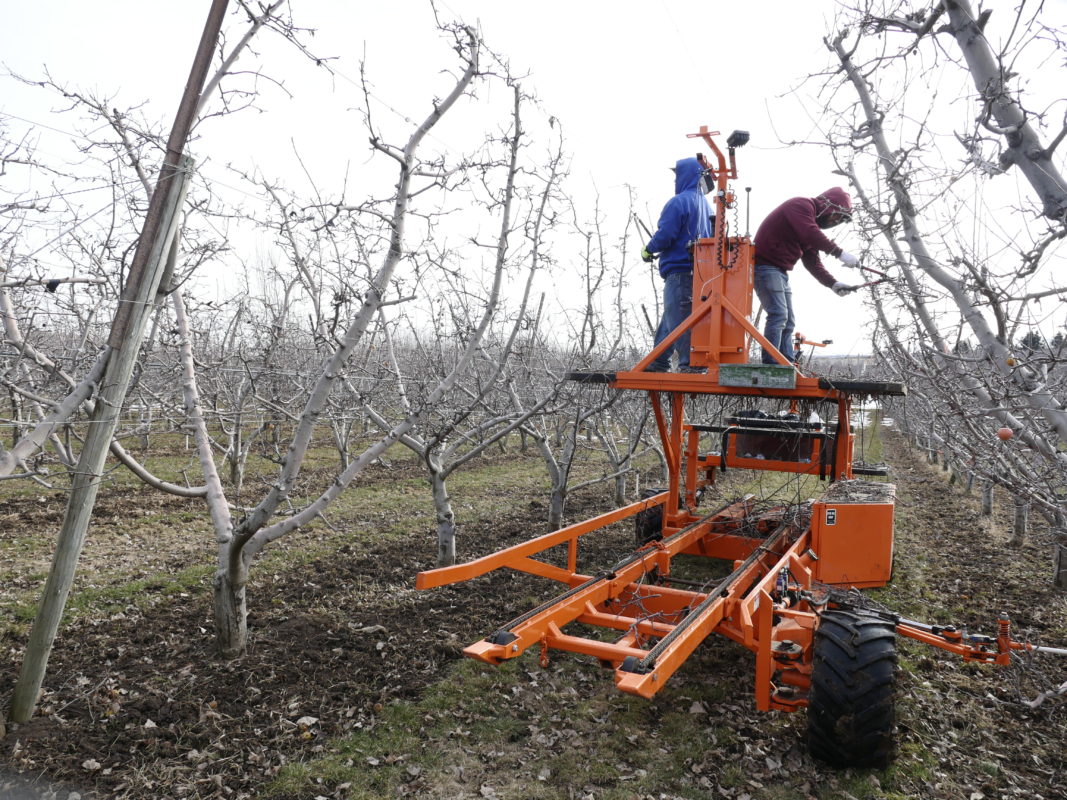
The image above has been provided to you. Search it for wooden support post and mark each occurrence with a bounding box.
[9,162,192,724]
[7,0,229,727]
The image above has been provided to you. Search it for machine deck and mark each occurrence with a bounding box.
[414,128,1038,767]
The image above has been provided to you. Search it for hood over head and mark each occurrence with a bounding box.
[813,187,852,227]
[672,157,705,195]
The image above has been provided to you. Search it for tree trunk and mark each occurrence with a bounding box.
[138,405,153,450]
[982,483,995,516]
[213,570,247,659]
[332,415,355,471]
[657,447,669,484]
[229,429,244,490]
[1010,497,1029,547]
[431,467,457,567]
[1053,528,1067,590]
[614,469,627,507]
[548,485,567,530]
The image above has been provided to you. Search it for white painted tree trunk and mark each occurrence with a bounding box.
[1053,529,1067,590]
[547,486,567,532]
[614,470,628,507]
[982,483,995,516]
[213,569,247,660]
[530,430,567,530]
[1010,497,1029,548]
[430,465,457,567]
[173,290,239,655]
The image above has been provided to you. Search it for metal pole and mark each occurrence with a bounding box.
[745,186,751,237]
[9,0,229,725]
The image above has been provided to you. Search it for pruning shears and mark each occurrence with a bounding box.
[852,263,893,290]
[634,213,659,266]
[633,213,655,240]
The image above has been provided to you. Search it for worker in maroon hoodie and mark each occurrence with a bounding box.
[752,187,860,364]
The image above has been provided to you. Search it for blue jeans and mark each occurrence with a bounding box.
[754,264,794,364]
[652,270,692,370]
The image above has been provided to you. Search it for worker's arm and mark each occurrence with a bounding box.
[646,198,685,255]
[800,249,837,288]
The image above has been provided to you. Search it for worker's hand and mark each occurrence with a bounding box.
[641,247,654,263]
[832,281,857,297]
[839,251,860,268]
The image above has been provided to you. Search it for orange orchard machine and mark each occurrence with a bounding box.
[415,128,1050,767]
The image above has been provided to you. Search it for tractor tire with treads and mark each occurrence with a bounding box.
[634,488,664,547]
[806,609,898,768]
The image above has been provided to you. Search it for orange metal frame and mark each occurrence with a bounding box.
[415,128,1032,717]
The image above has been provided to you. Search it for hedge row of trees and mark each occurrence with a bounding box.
[0,7,672,725]
[812,1,1067,585]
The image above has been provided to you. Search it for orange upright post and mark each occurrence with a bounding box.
[690,237,754,367]
[416,126,917,733]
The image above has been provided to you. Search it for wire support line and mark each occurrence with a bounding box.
[0,109,118,151]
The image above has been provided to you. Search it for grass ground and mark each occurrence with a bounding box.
[1,414,1064,799]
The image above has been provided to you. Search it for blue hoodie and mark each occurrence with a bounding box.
[646,157,714,278]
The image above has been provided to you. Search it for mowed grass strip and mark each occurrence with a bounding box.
[0,434,645,637]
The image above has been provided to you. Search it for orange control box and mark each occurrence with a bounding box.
[689,237,754,367]
[811,481,896,588]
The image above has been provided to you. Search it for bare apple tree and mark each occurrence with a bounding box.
[172,27,580,656]
[0,0,294,488]
[360,129,568,565]
[813,0,1067,584]
[511,200,653,529]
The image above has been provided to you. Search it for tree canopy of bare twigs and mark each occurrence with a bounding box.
[814,0,1067,583]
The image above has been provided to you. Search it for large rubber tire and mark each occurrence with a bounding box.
[634,488,665,547]
[806,609,898,768]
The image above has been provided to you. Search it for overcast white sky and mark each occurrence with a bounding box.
[0,1,845,188]
[4,1,1057,357]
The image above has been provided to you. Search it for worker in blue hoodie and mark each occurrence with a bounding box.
[641,157,715,371]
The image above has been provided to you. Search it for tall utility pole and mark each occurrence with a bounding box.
[8,0,231,725]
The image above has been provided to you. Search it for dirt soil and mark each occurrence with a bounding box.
[1,432,1065,799]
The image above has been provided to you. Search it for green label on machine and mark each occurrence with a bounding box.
[719,364,797,389]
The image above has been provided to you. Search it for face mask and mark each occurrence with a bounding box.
[817,211,848,229]
[700,171,714,195]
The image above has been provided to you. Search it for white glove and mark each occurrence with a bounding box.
[839,251,860,268]
[832,281,856,297]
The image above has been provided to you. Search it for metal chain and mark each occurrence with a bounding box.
[716,187,743,272]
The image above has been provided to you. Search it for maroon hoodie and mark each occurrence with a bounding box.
[753,188,852,287]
